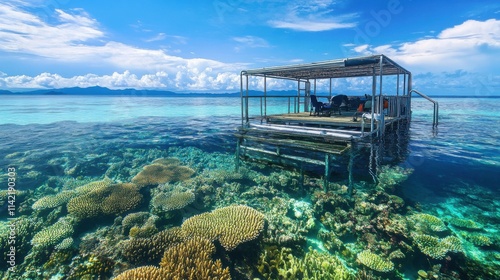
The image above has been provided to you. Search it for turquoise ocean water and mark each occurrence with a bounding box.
[0,95,499,279]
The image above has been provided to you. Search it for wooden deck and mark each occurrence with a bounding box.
[264,111,396,130]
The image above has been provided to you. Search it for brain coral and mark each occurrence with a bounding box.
[357,250,394,273]
[152,191,195,211]
[181,205,265,250]
[32,190,78,210]
[31,218,74,248]
[132,161,195,187]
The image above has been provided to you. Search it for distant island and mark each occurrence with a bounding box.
[0,86,496,98]
[0,86,298,97]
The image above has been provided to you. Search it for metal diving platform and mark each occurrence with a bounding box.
[235,54,438,189]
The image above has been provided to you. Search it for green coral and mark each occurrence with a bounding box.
[412,233,463,259]
[447,217,483,230]
[357,250,394,273]
[376,165,413,190]
[411,213,447,232]
[31,218,74,248]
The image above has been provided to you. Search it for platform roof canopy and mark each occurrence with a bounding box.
[241,54,410,80]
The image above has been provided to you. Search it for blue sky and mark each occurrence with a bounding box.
[0,0,498,95]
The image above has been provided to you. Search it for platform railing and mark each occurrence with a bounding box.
[409,89,439,126]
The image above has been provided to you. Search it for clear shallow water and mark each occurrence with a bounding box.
[0,95,499,279]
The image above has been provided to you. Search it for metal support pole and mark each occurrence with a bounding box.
[324,154,331,191]
[264,75,267,117]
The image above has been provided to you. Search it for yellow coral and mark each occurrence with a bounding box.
[448,217,482,230]
[357,250,394,272]
[181,205,265,251]
[152,191,195,211]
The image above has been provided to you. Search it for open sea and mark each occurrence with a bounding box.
[0,95,499,279]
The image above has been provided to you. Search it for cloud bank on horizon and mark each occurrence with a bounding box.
[0,0,498,95]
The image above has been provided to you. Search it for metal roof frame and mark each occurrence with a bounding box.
[241,54,410,80]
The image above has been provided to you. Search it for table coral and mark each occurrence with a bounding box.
[411,233,463,259]
[356,250,394,272]
[181,205,265,250]
[411,213,447,232]
[67,183,142,220]
[152,191,195,211]
[32,191,78,210]
[31,218,74,248]
[132,160,195,187]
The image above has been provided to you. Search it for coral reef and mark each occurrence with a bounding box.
[258,246,354,279]
[131,158,195,187]
[181,205,265,250]
[410,213,447,233]
[461,232,493,247]
[31,218,74,248]
[74,178,114,194]
[122,227,186,265]
[447,217,483,230]
[159,236,231,279]
[411,233,463,259]
[32,191,78,211]
[114,266,166,280]
[117,237,231,280]
[356,250,394,272]
[55,237,74,250]
[376,165,413,191]
[151,190,195,211]
[67,183,142,219]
